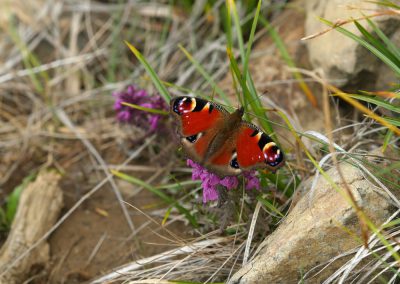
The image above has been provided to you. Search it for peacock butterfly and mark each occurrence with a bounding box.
[170,96,284,177]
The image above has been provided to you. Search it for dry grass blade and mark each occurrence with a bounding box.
[91,237,230,283]
[301,9,398,41]
[242,201,261,266]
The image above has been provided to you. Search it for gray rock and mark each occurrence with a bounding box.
[305,0,400,88]
[229,163,395,283]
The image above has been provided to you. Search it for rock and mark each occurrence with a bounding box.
[0,171,63,284]
[304,0,400,88]
[228,162,395,283]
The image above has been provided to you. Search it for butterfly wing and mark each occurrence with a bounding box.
[236,123,284,172]
[170,96,231,171]
[171,96,285,176]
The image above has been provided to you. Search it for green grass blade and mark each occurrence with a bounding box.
[227,48,275,137]
[223,2,233,48]
[162,207,173,226]
[243,0,262,82]
[381,116,400,127]
[125,41,171,102]
[227,0,246,63]
[122,102,169,115]
[365,17,400,60]
[112,170,198,227]
[256,195,284,217]
[107,1,125,82]
[346,94,400,114]
[353,20,400,67]
[155,180,200,190]
[382,129,394,152]
[382,218,400,229]
[367,0,400,9]
[8,18,47,94]
[178,44,231,105]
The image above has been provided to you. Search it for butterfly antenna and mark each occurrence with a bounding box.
[210,87,216,101]
[243,89,269,110]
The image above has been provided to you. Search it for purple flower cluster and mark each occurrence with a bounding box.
[113,85,167,131]
[187,159,260,203]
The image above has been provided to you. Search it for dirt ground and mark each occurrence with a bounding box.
[48,184,188,283]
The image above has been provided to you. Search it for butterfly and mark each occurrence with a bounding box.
[170,96,284,177]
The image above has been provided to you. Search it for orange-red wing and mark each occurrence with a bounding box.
[171,96,227,136]
[236,124,284,171]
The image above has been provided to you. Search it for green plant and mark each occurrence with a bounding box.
[0,173,36,232]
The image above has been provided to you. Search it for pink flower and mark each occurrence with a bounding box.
[112,85,167,132]
[187,159,260,203]
[243,171,261,190]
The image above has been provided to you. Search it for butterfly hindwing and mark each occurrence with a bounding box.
[236,123,284,172]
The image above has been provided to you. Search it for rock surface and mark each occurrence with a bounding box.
[228,162,395,283]
[0,171,63,284]
[305,0,400,88]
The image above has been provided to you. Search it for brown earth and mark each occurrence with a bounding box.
[47,184,188,284]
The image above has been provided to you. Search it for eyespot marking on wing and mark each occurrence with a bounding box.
[263,144,284,167]
[173,97,196,114]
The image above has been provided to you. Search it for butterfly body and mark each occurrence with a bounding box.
[171,96,284,177]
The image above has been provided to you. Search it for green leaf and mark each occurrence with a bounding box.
[6,173,36,224]
[124,41,171,102]
[112,170,199,227]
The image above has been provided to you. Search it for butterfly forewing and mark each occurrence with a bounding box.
[171,96,229,169]
[170,96,228,137]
